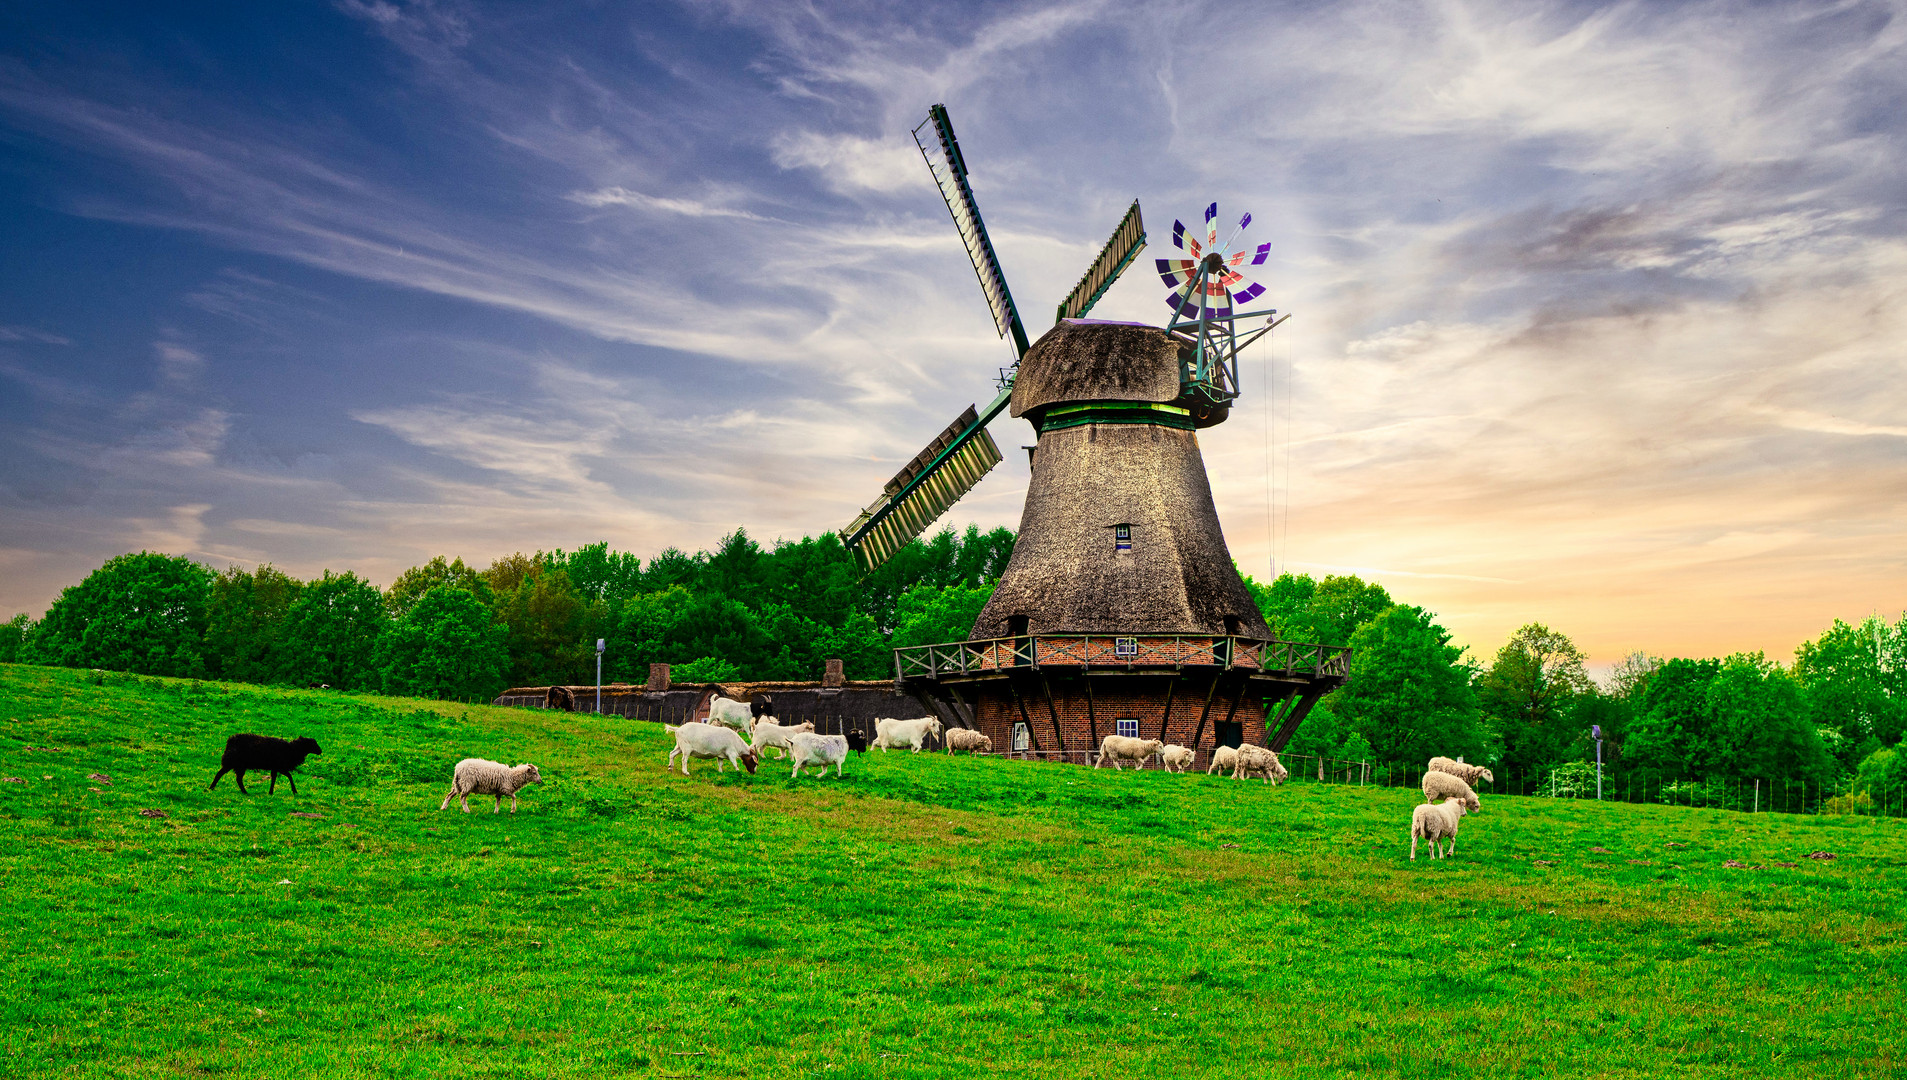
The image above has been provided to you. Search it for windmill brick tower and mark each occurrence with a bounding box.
[844,106,1346,765]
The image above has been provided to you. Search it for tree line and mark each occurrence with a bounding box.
[2,527,1901,803]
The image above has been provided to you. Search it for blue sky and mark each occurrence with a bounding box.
[2,0,1904,666]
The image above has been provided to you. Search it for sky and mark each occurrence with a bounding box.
[1,0,1904,670]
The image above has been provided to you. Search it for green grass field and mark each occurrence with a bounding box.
[2,663,1903,1078]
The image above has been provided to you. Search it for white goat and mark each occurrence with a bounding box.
[1422,770,1481,813]
[666,722,758,776]
[1233,745,1289,785]
[1411,797,1469,860]
[1206,745,1239,776]
[945,729,992,755]
[439,758,542,814]
[1159,744,1194,773]
[704,696,759,738]
[1094,735,1165,770]
[789,732,849,778]
[1428,756,1494,788]
[872,716,943,753]
[749,719,814,759]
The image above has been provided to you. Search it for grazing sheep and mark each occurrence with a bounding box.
[1411,797,1469,860]
[1095,735,1165,770]
[1232,744,1289,785]
[945,729,992,755]
[1428,756,1494,788]
[208,734,322,796]
[438,758,542,814]
[1159,744,1194,773]
[666,722,759,776]
[749,719,815,759]
[705,696,760,737]
[1206,745,1239,776]
[845,729,869,754]
[1422,770,1481,813]
[789,732,850,778]
[873,716,944,753]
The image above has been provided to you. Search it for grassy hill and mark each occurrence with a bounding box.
[1,663,1902,1078]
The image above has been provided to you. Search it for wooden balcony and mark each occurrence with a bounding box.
[893,633,1350,684]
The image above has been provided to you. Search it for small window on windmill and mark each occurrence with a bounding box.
[1012,721,1031,752]
[1116,717,1139,739]
[1114,523,1132,552]
[1114,636,1138,657]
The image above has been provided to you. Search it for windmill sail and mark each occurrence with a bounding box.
[1055,200,1146,323]
[842,397,1007,572]
[915,105,1029,358]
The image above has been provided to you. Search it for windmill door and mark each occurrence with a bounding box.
[1215,720,1244,749]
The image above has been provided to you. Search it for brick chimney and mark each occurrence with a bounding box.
[823,658,845,688]
[645,663,671,693]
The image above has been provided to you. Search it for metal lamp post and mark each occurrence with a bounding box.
[1592,724,1603,800]
[595,638,606,714]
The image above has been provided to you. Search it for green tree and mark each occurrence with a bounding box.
[492,566,609,687]
[280,570,388,690]
[376,585,509,701]
[1479,623,1592,775]
[890,583,997,649]
[544,541,644,603]
[1328,604,1484,767]
[1793,617,1905,761]
[28,552,213,676]
[672,656,741,683]
[204,564,303,683]
[385,556,492,617]
[1245,572,1392,645]
[1624,658,1721,778]
[606,586,698,681]
[0,614,31,663]
[1703,653,1834,783]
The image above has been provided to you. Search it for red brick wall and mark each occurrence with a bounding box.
[966,674,1268,754]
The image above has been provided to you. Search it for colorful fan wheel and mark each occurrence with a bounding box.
[1156,202,1271,320]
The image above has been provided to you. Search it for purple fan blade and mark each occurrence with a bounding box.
[1172,220,1187,250]
[1239,212,1251,230]
[1204,202,1217,223]
[1251,242,1271,266]
[1234,282,1265,304]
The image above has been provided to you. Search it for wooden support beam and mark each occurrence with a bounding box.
[1189,673,1222,749]
[1154,676,1178,744]
[1040,673,1066,752]
[1084,676,1098,749]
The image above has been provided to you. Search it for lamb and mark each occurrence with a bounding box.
[1094,735,1165,770]
[749,719,815,759]
[438,758,543,814]
[1232,744,1289,785]
[1411,796,1469,859]
[1159,744,1194,773]
[872,716,944,753]
[208,734,322,796]
[666,722,759,776]
[789,732,849,778]
[705,695,761,737]
[1421,769,1481,813]
[1428,756,1494,788]
[1206,745,1239,776]
[945,729,992,755]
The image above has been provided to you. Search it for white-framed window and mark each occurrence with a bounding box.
[1116,717,1139,739]
[1012,721,1031,752]
[1114,636,1138,657]
[1114,523,1132,552]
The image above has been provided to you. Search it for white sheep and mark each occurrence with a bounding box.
[439,758,543,814]
[1428,756,1494,788]
[789,732,849,778]
[1232,745,1288,785]
[666,722,759,776]
[1206,745,1239,776]
[1411,797,1468,859]
[749,719,814,759]
[1159,744,1194,773]
[872,716,944,753]
[1422,770,1481,813]
[945,729,992,755]
[704,696,759,738]
[1094,735,1164,770]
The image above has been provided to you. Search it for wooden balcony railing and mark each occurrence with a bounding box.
[894,633,1350,682]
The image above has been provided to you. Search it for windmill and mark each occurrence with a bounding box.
[841,104,1149,572]
[862,105,1348,763]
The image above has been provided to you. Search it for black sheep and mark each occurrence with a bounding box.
[845,729,868,754]
[209,734,322,795]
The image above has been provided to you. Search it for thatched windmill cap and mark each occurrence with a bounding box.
[1010,321,1183,416]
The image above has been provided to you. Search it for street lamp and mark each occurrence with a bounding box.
[595,638,606,715]
[1591,724,1603,800]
